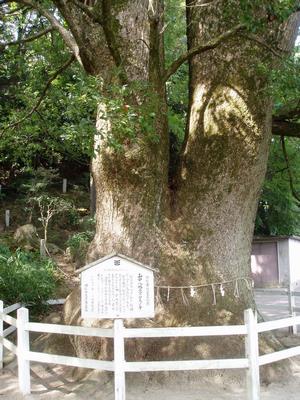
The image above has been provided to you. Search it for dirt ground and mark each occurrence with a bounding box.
[1,358,300,400]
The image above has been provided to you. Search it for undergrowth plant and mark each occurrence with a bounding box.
[0,244,58,306]
[66,231,94,267]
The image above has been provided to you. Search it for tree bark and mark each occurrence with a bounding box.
[169,1,275,319]
[47,0,300,361]
[86,1,169,269]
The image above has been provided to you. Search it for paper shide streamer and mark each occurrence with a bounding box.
[155,277,253,306]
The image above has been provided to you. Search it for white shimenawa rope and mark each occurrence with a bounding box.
[154,277,253,305]
[155,276,253,290]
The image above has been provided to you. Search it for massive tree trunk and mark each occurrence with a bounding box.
[50,0,300,360]
[169,2,275,321]
[89,1,169,268]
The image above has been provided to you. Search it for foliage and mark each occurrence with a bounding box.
[78,216,96,232]
[20,167,59,196]
[164,0,188,144]
[224,0,299,31]
[271,50,300,117]
[60,206,80,228]
[97,80,160,150]
[7,167,79,229]
[0,244,58,305]
[0,0,299,237]
[255,137,300,236]
[66,231,94,266]
[0,18,96,172]
[254,44,300,236]
[12,167,60,223]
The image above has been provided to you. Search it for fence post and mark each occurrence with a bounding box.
[114,319,126,400]
[288,285,297,334]
[244,308,260,400]
[17,307,31,395]
[0,301,3,369]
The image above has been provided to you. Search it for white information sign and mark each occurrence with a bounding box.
[80,254,155,319]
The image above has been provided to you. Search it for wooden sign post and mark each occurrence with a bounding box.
[77,253,155,400]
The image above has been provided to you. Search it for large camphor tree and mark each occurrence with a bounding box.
[1,0,300,360]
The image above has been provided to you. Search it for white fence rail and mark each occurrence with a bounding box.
[1,300,300,400]
[255,287,300,334]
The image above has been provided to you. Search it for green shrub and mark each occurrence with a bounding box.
[55,205,80,228]
[66,231,94,267]
[78,216,95,232]
[0,245,58,306]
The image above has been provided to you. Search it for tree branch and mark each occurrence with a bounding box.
[272,104,300,138]
[241,33,288,58]
[185,0,222,7]
[275,104,300,121]
[71,0,102,25]
[148,0,164,83]
[101,1,127,84]
[273,119,300,138]
[1,54,75,133]
[163,23,245,83]
[280,135,300,205]
[1,27,53,49]
[14,0,81,63]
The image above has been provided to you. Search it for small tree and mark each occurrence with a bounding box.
[22,167,60,223]
[32,194,73,248]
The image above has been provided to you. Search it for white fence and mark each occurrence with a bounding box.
[1,300,300,400]
[255,288,300,334]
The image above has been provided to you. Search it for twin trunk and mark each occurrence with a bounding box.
[56,1,298,325]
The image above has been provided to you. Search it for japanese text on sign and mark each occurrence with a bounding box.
[80,255,155,319]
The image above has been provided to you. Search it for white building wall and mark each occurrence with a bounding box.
[288,238,300,290]
[251,242,279,287]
